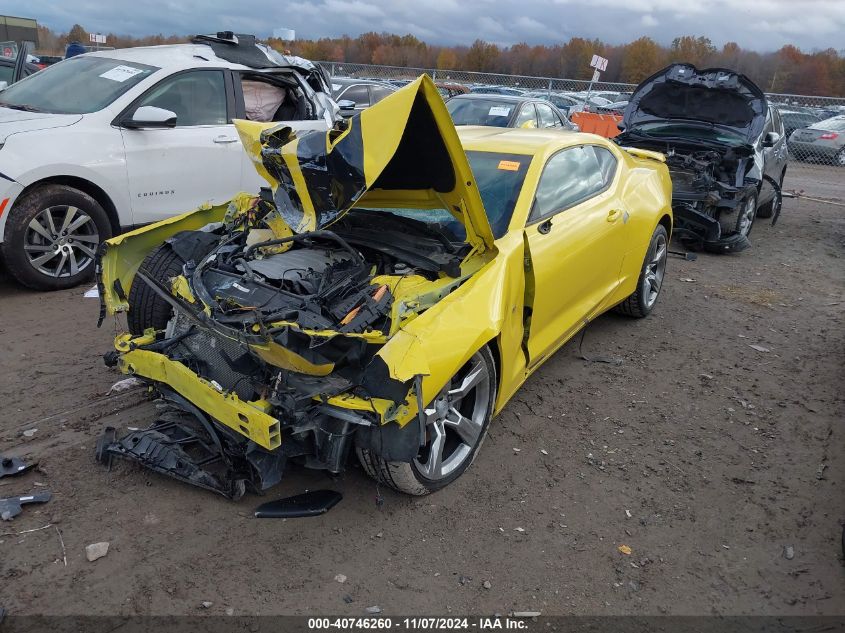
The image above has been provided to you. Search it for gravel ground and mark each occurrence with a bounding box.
[1,163,843,617]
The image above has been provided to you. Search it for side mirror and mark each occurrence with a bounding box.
[0,81,8,92]
[337,99,356,112]
[763,131,781,147]
[124,105,177,129]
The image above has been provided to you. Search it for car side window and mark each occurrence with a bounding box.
[370,85,393,104]
[340,84,369,107]
[771,108,784,134]
[529,145,614,223]
[514,103,537,128]
[135,70,228,127]
[536,102,559,128]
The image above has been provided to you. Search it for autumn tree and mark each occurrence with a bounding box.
[465,39,500,72]
[65,24,88,46]
[436,48,458,70]
[621,37,662,82]
[668,35,716,67]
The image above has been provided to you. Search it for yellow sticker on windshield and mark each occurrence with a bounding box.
[497,160,521,171]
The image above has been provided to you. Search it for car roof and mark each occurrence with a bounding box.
[451,93,527,103]
[457,126,597,155]
[85,43,315,74]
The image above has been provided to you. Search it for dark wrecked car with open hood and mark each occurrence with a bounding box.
[94,76,673,507]
[615,64,788,253]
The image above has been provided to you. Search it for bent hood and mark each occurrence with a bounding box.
[234,74,495,251]
[0,107,82,144]
[620,64,767,144]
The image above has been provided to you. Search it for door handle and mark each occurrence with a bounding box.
[213,135,239,144]
[537,219,552,234]
[607,209,623,223]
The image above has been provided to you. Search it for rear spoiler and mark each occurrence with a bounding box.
[621,146,666,163]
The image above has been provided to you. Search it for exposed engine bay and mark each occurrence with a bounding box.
[615,133,760,252]
[98,193,472,498]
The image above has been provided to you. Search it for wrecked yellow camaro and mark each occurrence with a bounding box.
[96,76,672,501]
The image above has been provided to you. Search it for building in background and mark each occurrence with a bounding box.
[0,15,38,56]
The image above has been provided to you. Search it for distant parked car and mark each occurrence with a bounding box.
[436,82,469,99]
[788,116,845,166]
[595,100,628,115]
[777,109,825,139]
[469,85,525,97]
[446,93,577,130]
[331,77,397,115]
[523,91,585,116]
[0,56,39,87]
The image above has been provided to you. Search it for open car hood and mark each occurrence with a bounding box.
[234,75,495,251]
[620,64,767,144]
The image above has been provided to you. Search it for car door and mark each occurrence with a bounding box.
[759,108,787,203]
[119,69,242,224]
[523,145,625,365]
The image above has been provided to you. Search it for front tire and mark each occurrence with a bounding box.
[1,185,111,290]
[615,224,668,318]
[357,346,496,495]
[127,243,185,334]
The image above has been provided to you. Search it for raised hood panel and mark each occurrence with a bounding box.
[234,75,495,251]
[621,64,767,143]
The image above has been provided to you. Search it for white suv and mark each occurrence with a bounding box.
[0,33,337,289]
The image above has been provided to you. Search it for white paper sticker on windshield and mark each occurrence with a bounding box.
[489,106,512,116]
[332,83,341,91]
[99,65,144,82]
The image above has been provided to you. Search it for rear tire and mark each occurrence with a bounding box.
[1,185,111,290]
[127,244,185,334]
[357,346,496,495]
[615,224,668,319]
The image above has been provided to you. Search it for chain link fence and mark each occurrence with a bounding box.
[320,61,845,166]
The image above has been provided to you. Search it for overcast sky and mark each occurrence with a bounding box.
[8,0,845,52]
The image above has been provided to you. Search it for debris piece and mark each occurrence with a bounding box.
[225,608,235,616]
[55,526,67,566]
[22,429,37,438]
[85,541,110,562]
[365,606,382,614]
[334,573,347,583]
[679,278,696,283]
[0,492,52,521]
[748,344,770,353]
[618,545,633,555]
[514,527,525,532]
[513,448,521,453]
[512,611,541,618]
[201,601,213,609]
[540,449,548,455]
[483,580,492,589]
[625,509,632,519]
[106,377,145,395]
[83,285,99,298]
[255,490,343,518]
[459,575,470,585]
[0,455,37,479]
[783,545,794,560]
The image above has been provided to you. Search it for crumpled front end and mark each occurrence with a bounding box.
[96,76,499,498]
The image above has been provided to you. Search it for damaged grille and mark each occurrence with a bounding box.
[166,313,260,401]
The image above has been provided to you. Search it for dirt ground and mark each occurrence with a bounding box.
[1,163,843,617]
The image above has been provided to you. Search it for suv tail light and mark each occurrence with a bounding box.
[819,132,839,140]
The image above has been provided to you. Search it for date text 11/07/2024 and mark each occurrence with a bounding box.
[307,617,533,630]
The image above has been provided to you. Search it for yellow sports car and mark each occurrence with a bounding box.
[96,76,672,503]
